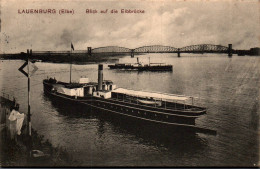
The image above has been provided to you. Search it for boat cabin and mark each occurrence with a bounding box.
[111,88,195,109]
[54,77,116,98]
[92,80,116,98]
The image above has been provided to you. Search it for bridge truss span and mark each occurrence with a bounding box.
[180,44,229,53]
[92,46,131,53]
[134,45,179,53]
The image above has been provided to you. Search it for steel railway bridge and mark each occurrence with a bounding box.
[33,44,233,57]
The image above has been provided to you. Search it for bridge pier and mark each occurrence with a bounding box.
[228,44,232,57]
[131,49,135,58]
[88,47,92,55]
[177,49,181,57]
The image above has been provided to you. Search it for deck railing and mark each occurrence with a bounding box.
[110,93,190,111]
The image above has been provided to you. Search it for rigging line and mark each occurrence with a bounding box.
[33,70,70,76]
[71,67,86,78]
[1,81,44,92]
[1,78,47,91]
[3,70,70,79]
[1,68,70,79]
[32,69,70,76]
[1,78,43,87]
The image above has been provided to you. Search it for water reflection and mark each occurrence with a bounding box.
[45,94,208,158]
[43,95,94,119]
[102,115,208,155]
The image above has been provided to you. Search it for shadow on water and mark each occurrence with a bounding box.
[43,95,93,119]
[44,94,209,156]
[99,115,209,155]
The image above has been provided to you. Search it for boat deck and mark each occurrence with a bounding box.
[112,88,190,101]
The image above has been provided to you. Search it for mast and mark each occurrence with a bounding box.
[70,42,74,83]
[70,47,72,83]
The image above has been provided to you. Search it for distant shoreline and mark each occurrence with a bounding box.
[0,53,132,64]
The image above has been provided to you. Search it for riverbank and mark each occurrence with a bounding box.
[1,127,79,167]
[0,96,79,167]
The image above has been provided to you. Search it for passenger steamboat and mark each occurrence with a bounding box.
[43,64,216,134]
[108,57,173,71]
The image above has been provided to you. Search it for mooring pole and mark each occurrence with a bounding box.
[18,49,38,160]
[27,49,32,159]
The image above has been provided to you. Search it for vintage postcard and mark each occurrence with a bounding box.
[0,0,259,167]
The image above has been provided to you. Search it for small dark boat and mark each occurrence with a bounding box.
[108,57,173,71]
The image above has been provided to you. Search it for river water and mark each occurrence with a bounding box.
[0,54,259,166]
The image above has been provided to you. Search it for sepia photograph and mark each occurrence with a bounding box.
[0,0,259,167]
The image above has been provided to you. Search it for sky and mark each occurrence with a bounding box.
[0,0,259,53]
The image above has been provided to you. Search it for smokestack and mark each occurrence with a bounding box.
[98,64,103,91]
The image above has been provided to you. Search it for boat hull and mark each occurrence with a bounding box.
[108,64,173,71]
[43,81,216,135]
